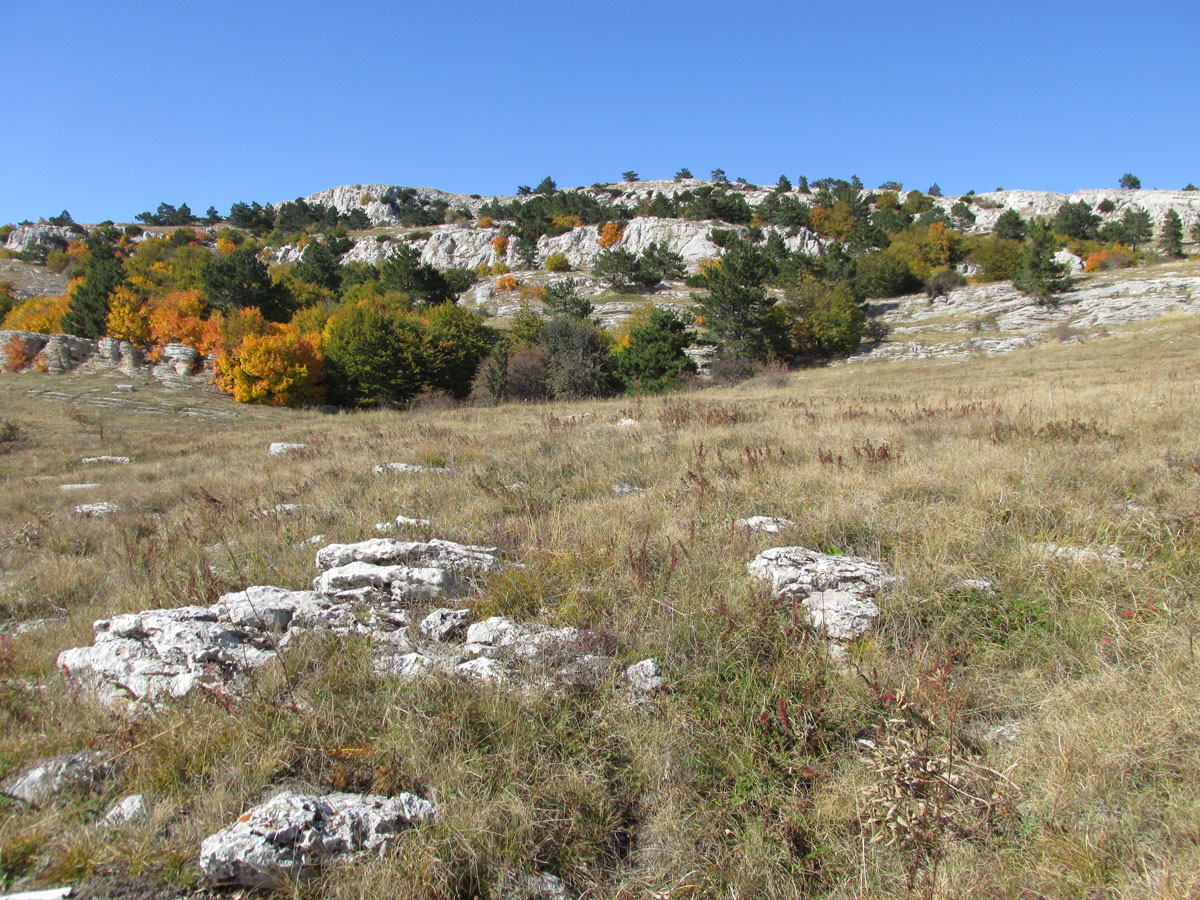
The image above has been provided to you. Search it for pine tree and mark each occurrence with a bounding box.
[1013,221,1071,305]
[1160,209,1184,258]
[691,234,776,359]
[61,237,124,338]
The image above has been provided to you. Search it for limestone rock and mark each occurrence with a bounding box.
[38,334,98,374]
[2,751,115,804]
[72,502,120,518]
[736,516,794,533]
[748,546,893,641]
[212,585,328,632]
[268,442,310,456]
[82,455,131,464]
[60,483,100,491]
[375,514,432,532]
[0,330,49,370]
[313,562,455,603]
[503,871,570,900]
[3,224,78,254]
[151,343,200,387]
[102,793,149,826]
[456,656,508,683]
[372,461,450,475]
[625,658,665,694]
[1053,249,1084,274]
[463,616,579,659]
[198,790,435,888]
[419,607,472,642]
[315,538,500,575]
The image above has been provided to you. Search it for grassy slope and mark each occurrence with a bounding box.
[1,314,1198,898]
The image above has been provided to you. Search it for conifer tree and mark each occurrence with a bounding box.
[62,236,124,339]
[1160,209,1184,258]
[1013,221,1071,305]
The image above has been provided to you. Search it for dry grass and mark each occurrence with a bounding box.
[1,314,1199,898]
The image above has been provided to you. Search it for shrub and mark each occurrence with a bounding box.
[966,236,1023,282]
[506,346,548,401]
[3,335,32,372]
[545,252,571,272]
[215,325,324,406]
[541,315,619,400]
[864,319,891,344]
[1084,247,1134,272]
[477,216,494,229]
[782,278,866,358]
[925,268,967,298]
[496,275,519,292]
[492,234,509,258]
[541,278,593,319]
[421,302,493,399]
[490,263,511,277]
[853,251,919,300]
[598,222,624,248]
[1097,198,1116,214]
[549,214,583,234]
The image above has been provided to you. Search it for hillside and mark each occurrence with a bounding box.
[1,309,1198,898]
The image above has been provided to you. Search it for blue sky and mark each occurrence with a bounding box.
[1,0,1196,224]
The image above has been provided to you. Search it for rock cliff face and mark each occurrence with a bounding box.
[3,224,79,254]
[929,188,1200,234]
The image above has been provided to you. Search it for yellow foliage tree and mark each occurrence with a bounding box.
[105,286,152,346]
[492,234,509,258]
[147,290,215,354]
[599,222,624,248]
[2,294,71,333]
[551,214,583,231]
[215,325,324,406]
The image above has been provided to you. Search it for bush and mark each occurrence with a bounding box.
[215,325,324,406]
[542,278,593,319]
[966,236,1023,283]
[477,216,494,229]
[853,251,918,300]
[598,222,624,248]
[925,268,967,298]
[496,275,519,292]
[421,302,493,399]
[545,252,571,272]
[506,346,548,401]
[541,316,619,400]
[782,279,866,358]
[2,293,71,334]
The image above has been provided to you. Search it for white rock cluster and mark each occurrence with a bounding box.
[1,751,117,805]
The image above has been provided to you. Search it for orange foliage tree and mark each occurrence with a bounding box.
[2,294,71,333]
[551,214,583,231]
[3,335,33,372]
[599,222,624,248]
[146,290,217,354]
[215,325,324,406]
[491,234,509,258]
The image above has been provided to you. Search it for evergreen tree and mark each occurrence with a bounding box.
[1013,221,1071,305]
[202,245,291,321]
[993,208,1026,241]
[61,236,124,339]
[1121,207,1153,251]
[1160,209,1184,258]
[616,307,697,393]
[294,240,343,291]
[1119,173,1141,189]
[542,278,593,319]
[691,234,776,359]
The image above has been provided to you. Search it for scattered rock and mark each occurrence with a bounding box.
[736,515,794,533]
[38,335,98,374]
[503,871,570,899]
[198,790,435,888]
[372,462,450,475]
[315,538,501,575]
[983,722,1023,747]
[259,503,311,517]
[419,607,472,642]
[611,483,644,495]
[102,793,148,826]
[1033,542,1142,567]
[456,656,509,683]
[60,483,101,491]
[374,514,431,532]
[268,442,310,456]
[82,456,131,465]
[72,502,120,518]
[748,546,894,642]
[150,344,200,387]
[955,578,997,595]
[463,617,579,659]
[2,751,116,805]
[615,418,640,429]
[624,658,664,694]
[313,562,455,603]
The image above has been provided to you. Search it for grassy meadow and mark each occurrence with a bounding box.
[1,312,1199,898]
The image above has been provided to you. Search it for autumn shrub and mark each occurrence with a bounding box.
[545,252,571,272]
[3,335,32,372]
[505,346,549,401]
[1084,247,1134,272]
[146,290,215,354]
[495,275,519,292]
[215,325,324,406]
[549,214,583,235]
[2,294,71,334]
[492,234,509,258]
[477,216,494,229]
[489,263,511,276]
[598,222,624,248]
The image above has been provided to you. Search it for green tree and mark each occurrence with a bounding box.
[323,303,427,406]
[1121,207,1153,251]
[622,171,639,182]
[992,208,1027,241]
[1013,221,1071,305]
[782,278,866,358]
[775,174,792,192]
[616,307,697,393]
[380,243,453,304]
[62,236,124,339]
[691,234,776,360]
[294,240,343,292]
[928,183,943,197]
[710,168,728,183]
[674,167,693,180]
[949,201,976,231]
[542,278,593,319]
[1054,201,1100,240]
[1119,173,1141,189]
[533,177,557,195]
[541,316,619,400]
[422,302,494,398]
[1160,209,1184,258]
[202,246,291,321]
[852,251,918,299]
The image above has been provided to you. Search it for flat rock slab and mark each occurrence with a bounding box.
[72,502,120,518]
[199,790,435,888]
[737,516,794,533]
[268,442,310,456]
[372,462,450,474]
[315,538,500,575]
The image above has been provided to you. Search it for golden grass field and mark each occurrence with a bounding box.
[1,309,1199,898]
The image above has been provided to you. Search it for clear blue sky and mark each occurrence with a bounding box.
[1,0,1196,224]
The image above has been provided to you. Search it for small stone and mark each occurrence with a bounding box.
[60,483,101,491]
[419,608,472,642]
[456,656,508,683]
[102,793,148,826]
[268,442,310,456]
[955,578,996,595]
[984,722,1023,747]
[625,658,664,694]
[372,462,450,475]
[375,515,432,532]
[736,516,794,533]
[615,418,639,429]
[504,871,570,899]
[611,483,644,495]
[199,791,435,888]
[2,751,115,805]
[72,502,120,518]
[82,455,131,464]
